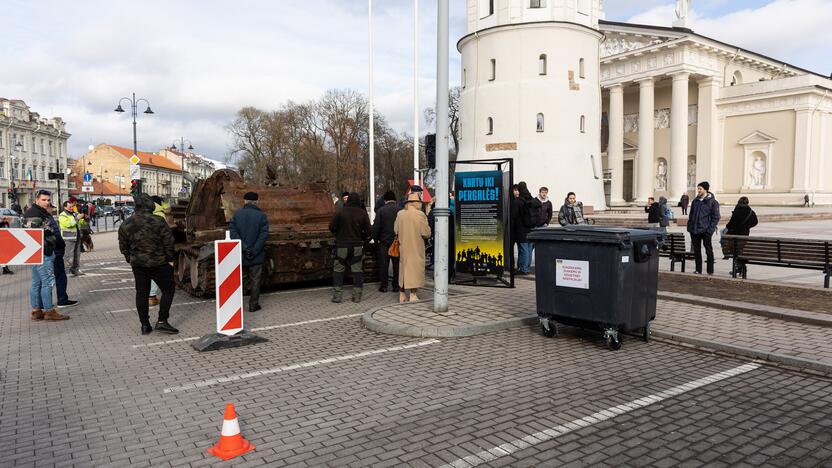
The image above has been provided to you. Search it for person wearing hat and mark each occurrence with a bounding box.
[335,191,350,209]
[230,192,270,312]
[329,191,371,303]
[686,181,720,275]
[147,195,169,307]
[118,193,178,335]
[394,189,431,303]
[372,190,401,293]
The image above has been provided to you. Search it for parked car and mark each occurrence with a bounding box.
[99,206,115,216]
[0,208,22,228]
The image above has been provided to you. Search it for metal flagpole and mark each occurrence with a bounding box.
[433,0,450,312]
[368,0,376,221]
[413,0,420,186]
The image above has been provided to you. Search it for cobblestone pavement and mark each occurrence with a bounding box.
[1,232,831,467]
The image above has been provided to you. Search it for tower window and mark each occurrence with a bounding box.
[530,0,545,8]
[536,114,544,132]
[579,58,585,78]
[539,54,547,75]
[580,115,586,133]
[480,0,494,18]
[487,117,494,135]
[462,67,467,88]
[489,59,496,81]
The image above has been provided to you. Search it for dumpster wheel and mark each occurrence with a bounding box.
[540,318,558,338]
[604,329,622,351]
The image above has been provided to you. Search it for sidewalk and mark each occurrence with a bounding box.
[363,278,832,375]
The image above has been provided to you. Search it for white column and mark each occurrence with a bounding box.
[670,72,690,202]
[608,84,625,205]
[635,78,654,202]
[791,108,813,193]
[696,77,720,192]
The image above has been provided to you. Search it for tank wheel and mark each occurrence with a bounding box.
[190,255,200,290]
[642,322,651,343]
[607,334,622,351]
[540,320,558,338]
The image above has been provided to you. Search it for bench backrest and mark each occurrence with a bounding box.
[723,235,831,265]
[665,232,687,254]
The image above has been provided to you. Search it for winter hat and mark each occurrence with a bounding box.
[244,192,259,201]
[383,190,396,201]
[697,181,710,192]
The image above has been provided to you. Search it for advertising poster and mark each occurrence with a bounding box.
[454,170,506,279]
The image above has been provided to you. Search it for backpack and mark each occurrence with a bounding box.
[525,199,542,228]
[664,205,674,220]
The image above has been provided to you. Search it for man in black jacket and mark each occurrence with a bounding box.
[23,190,70,321]
[329,192,371,303]
[645,197,662,227]
[686,181,721,275]
[118,194,178,335]
[230,192,270,312]
[372,190,400,293]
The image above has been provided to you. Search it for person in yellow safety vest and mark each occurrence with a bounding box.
[148,196,170,307]
[58,199,84,276]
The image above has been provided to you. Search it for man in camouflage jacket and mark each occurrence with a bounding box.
[118,193,178,335]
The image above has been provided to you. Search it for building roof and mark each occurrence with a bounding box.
[68,175,129,196]
[110,145,182,171]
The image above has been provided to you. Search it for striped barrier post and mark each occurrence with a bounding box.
[191,231,267,352]
[0,228,44,265]
[215,232,244,335]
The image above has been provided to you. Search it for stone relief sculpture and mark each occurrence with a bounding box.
[687,158,696,188]
[654,109,670,129]
[750,155,767,188]
[656,160,668,191]
[601,37,668,57]
[624,114,639,133]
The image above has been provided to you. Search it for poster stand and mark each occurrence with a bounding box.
[449,158,514,288]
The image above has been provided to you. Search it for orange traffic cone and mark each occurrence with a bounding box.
[208,403,255,460]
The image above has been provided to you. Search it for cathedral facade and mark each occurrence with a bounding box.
[457,0,832,207]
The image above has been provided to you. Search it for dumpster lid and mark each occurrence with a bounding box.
[527,226,662,244]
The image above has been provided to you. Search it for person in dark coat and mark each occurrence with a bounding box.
[678,194,690,215]
[46,205,78,308]
[686,181,720,275]
[536,187,553,227]
[645,197,661,227]
[722,196,758,260]
[373,190,401,293]
[557,192,586,226]
[23,190,70,321]
[329,191,371,303]
[514,182,534,274]
[118,193,178,335]
[230,192,270,312]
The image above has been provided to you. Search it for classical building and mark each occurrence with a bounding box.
[1,98,72,208]
[76,144,185,201]
[458,0,832,207]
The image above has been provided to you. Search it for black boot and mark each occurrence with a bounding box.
[2,266,12,275]
[154,321,179,334]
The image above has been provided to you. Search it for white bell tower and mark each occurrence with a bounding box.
[457,0,607,209]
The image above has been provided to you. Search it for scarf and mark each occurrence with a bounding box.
[568,202,585,225]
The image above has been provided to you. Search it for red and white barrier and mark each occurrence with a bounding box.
[215,232,243,335]
[0,228,43,265]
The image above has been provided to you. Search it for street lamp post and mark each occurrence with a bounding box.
[114,93,154,196]
[10,140,22,208]
[170,137,193,197]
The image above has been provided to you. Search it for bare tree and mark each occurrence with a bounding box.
[424,86,461,161]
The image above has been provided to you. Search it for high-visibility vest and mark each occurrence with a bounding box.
[58,211,78,240]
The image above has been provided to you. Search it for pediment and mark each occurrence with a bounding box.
[623,139,638,151]
[599,32,678,58]
[738,131,777,145]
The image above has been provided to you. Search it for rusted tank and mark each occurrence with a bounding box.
[172,169,376,297]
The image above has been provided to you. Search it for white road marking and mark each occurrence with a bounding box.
[438,362,762,468]
[162,339,440,393]
[109,300,212,314]
[133,313,362,347]
[88,286,135,292]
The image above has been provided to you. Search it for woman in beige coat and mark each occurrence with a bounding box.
[394,191,432,302]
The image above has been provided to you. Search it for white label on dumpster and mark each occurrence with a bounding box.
[555,259,589,289]
[622,256,630,263]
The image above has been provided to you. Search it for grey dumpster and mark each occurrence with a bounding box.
[527,226,662,350]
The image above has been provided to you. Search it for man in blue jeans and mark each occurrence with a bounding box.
[23,190,70,321]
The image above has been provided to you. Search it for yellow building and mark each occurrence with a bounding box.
[75,144,184,201]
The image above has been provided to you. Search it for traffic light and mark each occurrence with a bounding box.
[130,179,142,198]
[425,133,436,169]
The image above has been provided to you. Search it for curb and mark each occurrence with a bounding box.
[657,292,832,328]
[651,330,832,375]
[361,305,538,338]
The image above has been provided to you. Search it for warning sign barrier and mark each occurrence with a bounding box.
[215,233,244,335]
[0,228,44,265]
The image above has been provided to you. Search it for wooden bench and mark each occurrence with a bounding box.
[723,235,831,288]
[658,232,695,272]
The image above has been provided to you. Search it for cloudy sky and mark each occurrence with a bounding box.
[2,0,829,165]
